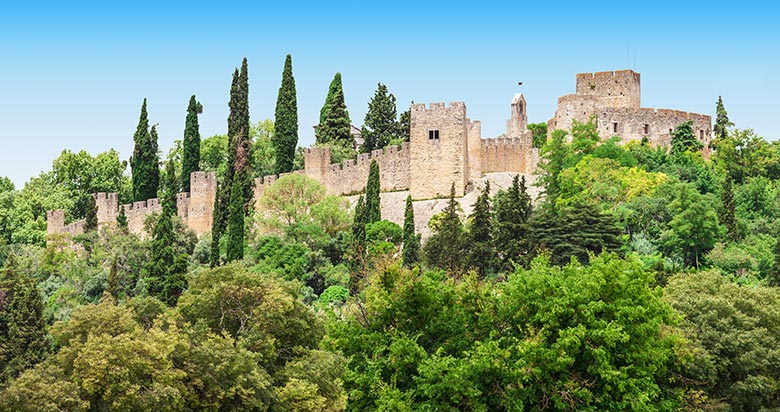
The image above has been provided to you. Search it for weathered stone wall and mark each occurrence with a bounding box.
[187,171,217,234]
[575,70,641,108]
[409,102,469,199]
[479,138,539,174]
[46,209,85,236]
[550,70,712,153]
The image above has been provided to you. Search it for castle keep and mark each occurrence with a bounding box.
[47,70,711,238]
[548,70,712,152]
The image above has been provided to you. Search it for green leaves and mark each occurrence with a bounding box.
[273,55,298,174]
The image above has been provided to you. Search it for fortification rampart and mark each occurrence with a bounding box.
[597,107,712,150]
[575,70,641,108]
[479,137,539,174]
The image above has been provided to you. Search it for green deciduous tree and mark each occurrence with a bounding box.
[361,83,399,153]
[720,173,738,242]
[274,54,298,174]
[661,183,722,268]
[402,195,419,267]
[316,73,351,147]
[528,122,547,148]
[131,99,160,202]
[182,95,203,192]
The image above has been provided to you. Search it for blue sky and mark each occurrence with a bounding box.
[1,1,778,186]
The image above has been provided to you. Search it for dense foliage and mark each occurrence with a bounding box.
[273,54,298,174]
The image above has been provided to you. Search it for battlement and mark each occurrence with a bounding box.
[575,69,641,108]
[411,101,467,115]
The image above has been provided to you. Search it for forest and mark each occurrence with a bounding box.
[0,57,779,412]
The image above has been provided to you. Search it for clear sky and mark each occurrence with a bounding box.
[1,0,778,186]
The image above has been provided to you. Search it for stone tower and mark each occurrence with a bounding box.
[506,93,529,138]
[409,102,469,199]
[575,70,641,108]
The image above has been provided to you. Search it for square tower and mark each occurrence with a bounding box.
[409,102,469,199]
[576,70,641,108]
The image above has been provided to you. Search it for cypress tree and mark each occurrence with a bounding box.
[84,194,98,232]
[317,73,351,146]
[769,237,780,287]
[236,58,253,207]
[351,195,367,248]
[467,181,494,277]
[273,54,299,174]
[365,160,381,224]
[0,255,47,383]
[361,83,399,153]
[226,144,249,263]
[402,195,419,267]
[145,160,183,305]
[107,255,119,300]
[494,175,534,270]
[423,183,466,273]
[720,174,738,242]
[131,99,160,201]
[398,108,411,142]
[714,95,733,141]
[116,205,128,233]
[182,95,203,192]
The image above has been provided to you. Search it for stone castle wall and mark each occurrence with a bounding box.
[550,70,711,152]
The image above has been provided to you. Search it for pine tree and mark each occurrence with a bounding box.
[398,108,411,142]
[145,160,183,305]
[116,205,128,233]
[535,202,622,266]
[494,175,534,270]
[670,120,703,156]
[0,255,47,383]
[84,194,97,232]
[720,174,738,242]
[316,73,351,146]
[402,195,419,267]
[182,95,203,192]
[361,83,399,153]
[107,255,119,300]
[714,95,733,141]
[365,160,381,224]
[423,183,466,273]
[273,54,299,174]
[131,99,160,201]
[226,144,249,263]
[467,181,494,277]
[351,195,367,248]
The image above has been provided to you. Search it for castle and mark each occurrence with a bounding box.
[47,70,711,239]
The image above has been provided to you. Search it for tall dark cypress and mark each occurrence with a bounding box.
[720,174,738,242]
[236,58,253,208]
[316,73,351,146]
[145,160,183,305]
[365,160,381,224]
[116,205,128,233]
[402,195,419,267]
[226,143,249,263]
[273,54,298,174]
[182,95,203,192]
[84,194,98,232]
[351,195,367,249]
[467,181,494,277]
[211,70,240,267]
[131,99,160,201]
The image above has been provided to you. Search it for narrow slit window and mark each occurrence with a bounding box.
[669,128,673,135]
[428,130,440,140]
[612,122,618,133]
[700,130,704,140]
[643,124,649,134]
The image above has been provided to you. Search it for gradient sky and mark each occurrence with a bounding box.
[1,1,778,186]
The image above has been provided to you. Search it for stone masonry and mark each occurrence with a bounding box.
[46,69,711,239]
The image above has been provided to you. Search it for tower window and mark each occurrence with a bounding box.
[612,122,618,133]
[643,124,649,134]
[700,130,704,140]
[428,130,440,140]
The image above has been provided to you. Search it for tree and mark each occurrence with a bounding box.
[720,174,738,242]
[84,194,97,232]
[528,122,547,148]
[145,161,185,305]
[131,99,160,202]
[466,182,494,277]
[116,205,128,233]
[534,201,623,266]
[398,108,411,142]
[226,145,249,263]
[365,160,381,225]
[182,95,203,192]
[493,175,534,270]
[402,195,419,267]
[769,237,780,287]
[423,183,466,273]
[714,95,733,141]
[274,55,298,174]
[351,195,367,251]
[316,73,351,147]
[0,255,48,384]
[538,129,570,206]
[670,120,703,156]
[661,183,722,268]
[361,83,399,153]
